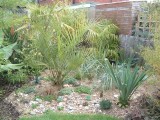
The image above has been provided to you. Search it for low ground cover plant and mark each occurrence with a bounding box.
[63,77,78,85]
[15,86,35,94]
[75,85,92,94]
[59,88,73,95]
[100,99,112,110]
[35,95,56,102]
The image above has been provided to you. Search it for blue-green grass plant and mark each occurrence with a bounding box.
[104,59,149,107]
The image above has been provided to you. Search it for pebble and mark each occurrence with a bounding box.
[39,104,45,108]
[36,98,42,103]
[85,106,89,109]
[21,99,29,104]
[63,98,67,101]
[58,102,65,106]
[30,111,36,115]
[68,106,73,110]
[114,94,119,98]
[50,107,55,110]
[29,101,38,105]
[95,104,100,108]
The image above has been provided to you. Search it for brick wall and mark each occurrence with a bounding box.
[38,0,71,5]
[39,0,129,4]
[38,0,144,35]
[95,1,144,35]
[74,0,129,3]
[38,0,54,4]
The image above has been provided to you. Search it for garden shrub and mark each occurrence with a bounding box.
[7,70,28,84]
[0,0,32,86]
[140,2,160,74]
[140,3,160,118]
[93,20,119,61]
[0,42,22,72]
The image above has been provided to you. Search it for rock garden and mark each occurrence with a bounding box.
[0,1,160,120]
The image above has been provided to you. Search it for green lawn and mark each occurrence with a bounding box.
[19,112,119,120]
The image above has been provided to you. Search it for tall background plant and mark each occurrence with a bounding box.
[22,2,120,86]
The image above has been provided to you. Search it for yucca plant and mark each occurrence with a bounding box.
[104,59,149,107]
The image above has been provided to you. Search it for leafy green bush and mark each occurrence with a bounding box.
[0,0,28,65]
[59,88,73,95]
[0,42,23,84]
[100,99,112,110]
[92,20,119,61]
[75,86,92,94]
[7,70,28,84]
[104,59,149,107]
[0,42,22,72]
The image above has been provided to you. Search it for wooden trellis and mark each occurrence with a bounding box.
[134,12,159,39]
